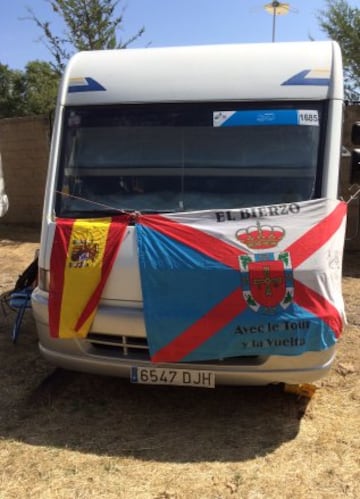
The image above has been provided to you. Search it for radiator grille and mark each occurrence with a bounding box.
[86,333,265,365]
[87,333,150,360]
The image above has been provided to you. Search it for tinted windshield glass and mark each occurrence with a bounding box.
[56,103,324,216]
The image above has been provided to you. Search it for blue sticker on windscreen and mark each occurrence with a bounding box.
[213,110,319,127]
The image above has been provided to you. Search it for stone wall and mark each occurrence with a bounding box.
[0,115,50,225]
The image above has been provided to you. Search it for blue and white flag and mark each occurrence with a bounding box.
[136,199,347,363]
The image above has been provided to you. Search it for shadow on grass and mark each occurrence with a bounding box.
[0,330,310,463]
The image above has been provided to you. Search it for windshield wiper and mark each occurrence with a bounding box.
[139,209,177,214]
[58,208,179,218]
[58,209,128,218]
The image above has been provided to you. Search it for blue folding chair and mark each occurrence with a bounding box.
[9,287,33,343]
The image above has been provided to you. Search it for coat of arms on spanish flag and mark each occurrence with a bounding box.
[49,217,128,338]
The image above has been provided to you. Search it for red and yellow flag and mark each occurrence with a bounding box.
[49,217,128,338]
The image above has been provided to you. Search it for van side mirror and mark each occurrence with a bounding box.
[350,149,360,184]
[351,122,360,146]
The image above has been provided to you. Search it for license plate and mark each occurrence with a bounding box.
[130,367,215,388]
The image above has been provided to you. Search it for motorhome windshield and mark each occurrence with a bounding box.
[56,103,324,216]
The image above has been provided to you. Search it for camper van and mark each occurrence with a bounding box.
[32,41,347,387]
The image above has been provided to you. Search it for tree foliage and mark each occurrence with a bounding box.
[0,0,143,117]
[27,0,145,73]
[0,65,25,118]
[0,62,59,118]
[317,0,360,100]
[22,61,59,115]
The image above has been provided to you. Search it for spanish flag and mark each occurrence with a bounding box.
[49,217,128,338]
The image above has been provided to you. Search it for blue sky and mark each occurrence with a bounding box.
[0,0,331,70]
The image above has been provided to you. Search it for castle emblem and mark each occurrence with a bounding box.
[239,251,294,314]
[236,222,293,313]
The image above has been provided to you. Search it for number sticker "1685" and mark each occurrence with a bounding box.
[297,110,319,126]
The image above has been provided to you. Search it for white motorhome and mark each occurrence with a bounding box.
[32,41,346,387]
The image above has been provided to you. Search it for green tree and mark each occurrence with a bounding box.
[0,64,26,118]
[317,0,360,99]
[22,61,59,115]
[27,0,145,73]
[0,61,59,118]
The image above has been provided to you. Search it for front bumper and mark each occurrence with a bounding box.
[32,287,336,386]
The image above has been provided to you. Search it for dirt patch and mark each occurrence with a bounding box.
[0,225,359,498]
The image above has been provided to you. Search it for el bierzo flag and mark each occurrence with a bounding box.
[137,198,347,363]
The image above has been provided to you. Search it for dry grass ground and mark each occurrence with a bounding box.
[0,225,359,499]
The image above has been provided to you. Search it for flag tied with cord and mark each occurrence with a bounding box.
[49,216,128,338]
[137,198,347,363]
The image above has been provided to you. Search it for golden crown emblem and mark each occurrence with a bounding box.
[236,222,285,249]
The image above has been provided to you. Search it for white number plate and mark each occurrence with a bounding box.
[130,367,215,388]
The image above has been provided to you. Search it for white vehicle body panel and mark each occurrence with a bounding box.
[61,42,342,105]
[32,41,344,385]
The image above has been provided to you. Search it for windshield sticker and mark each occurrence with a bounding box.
[213,110,319,127]
[297,110,319,126]
[68,112,82,127]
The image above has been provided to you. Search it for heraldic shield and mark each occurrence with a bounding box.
[239,252,294,314]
